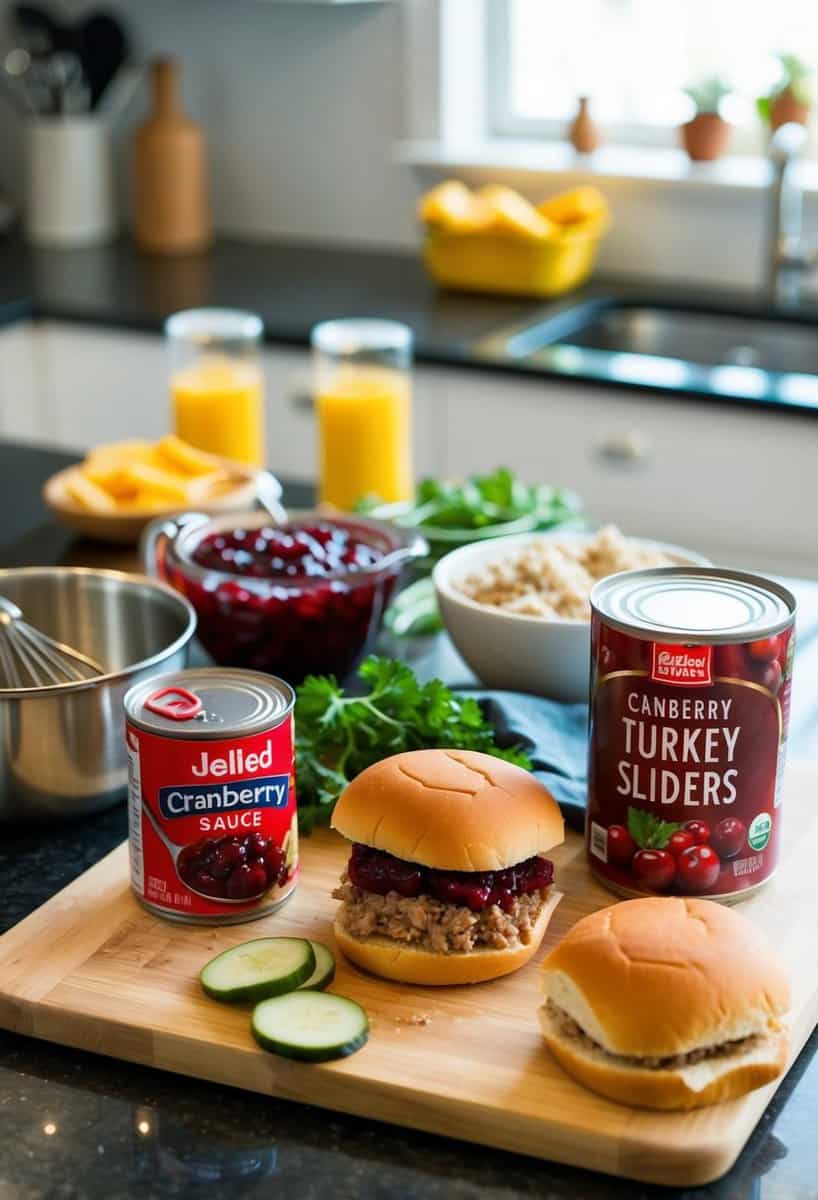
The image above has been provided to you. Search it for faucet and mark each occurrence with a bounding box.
[767,122,818,305]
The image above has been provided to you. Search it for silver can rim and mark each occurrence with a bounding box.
[124,666,295,739]
[590,566,797,644]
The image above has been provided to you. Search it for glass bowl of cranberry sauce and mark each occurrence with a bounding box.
[144,509,427,682]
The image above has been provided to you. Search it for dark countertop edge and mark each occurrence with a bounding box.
[5,236,818,421]
[14,300,818,423]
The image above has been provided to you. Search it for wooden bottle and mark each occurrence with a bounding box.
[132,58,212,255]
[568,96,602,154]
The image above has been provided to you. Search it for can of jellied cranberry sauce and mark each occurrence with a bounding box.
[587,568,796,903]
[124,667,297,924]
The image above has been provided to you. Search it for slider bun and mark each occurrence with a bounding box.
[539,897,790,1109]
[539,1004,788,1111]
[335,889,563,986]
[541,897,790,1058]
[331,749,564,871]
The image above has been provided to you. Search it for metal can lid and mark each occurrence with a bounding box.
[124,668,294,739]
[591,567,796,643]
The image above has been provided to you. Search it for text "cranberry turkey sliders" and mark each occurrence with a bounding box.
[331,748,564,985]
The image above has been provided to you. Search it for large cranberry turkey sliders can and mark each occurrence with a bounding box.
[587,568,795,902]
[124,667,297,924]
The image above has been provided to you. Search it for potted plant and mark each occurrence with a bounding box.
[758,54,812,131]
[680,78,732,161]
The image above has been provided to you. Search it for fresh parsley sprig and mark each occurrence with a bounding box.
[295,656,531,830]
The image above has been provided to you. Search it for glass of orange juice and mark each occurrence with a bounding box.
[312,318,414,511]
[165,308,265,466]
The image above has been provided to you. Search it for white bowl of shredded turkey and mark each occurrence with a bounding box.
[433,526,709,702]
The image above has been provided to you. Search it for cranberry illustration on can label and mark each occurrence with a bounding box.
[124,668,297,924]
[587,568,796,903]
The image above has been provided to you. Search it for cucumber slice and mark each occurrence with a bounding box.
[200,937,315,1004]
[297,941,336,992]
[252,992,369,1062]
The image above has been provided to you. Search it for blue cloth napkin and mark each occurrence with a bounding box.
[466,690,589,832]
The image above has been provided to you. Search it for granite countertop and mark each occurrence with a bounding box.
[4,233,818,417]
[1,441,818,1200]
[0,234,548,362]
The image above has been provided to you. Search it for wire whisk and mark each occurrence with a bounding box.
[0,594,105,688]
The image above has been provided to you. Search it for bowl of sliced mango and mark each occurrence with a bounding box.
[419,181,609,298]
[43,435,266,545]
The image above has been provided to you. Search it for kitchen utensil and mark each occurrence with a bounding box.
[433,531,710,702]
[73,11,127,109]
[36,49,85,115]
[98,62,142,122]
[0,568,195,821]
[6,46,87,116]
[256,470,287,525]
[43,459,265,545]
[143,509,427,683]
[10,4,65,59]
[0,58,33,115]
[24,114,115,245]
[132,57,211,255]
[5,47,31,75]
[2,772,816,1186]
[0,593,103,687]
[3,48,41,113]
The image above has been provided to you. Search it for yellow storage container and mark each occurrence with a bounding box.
[423,211,608,299]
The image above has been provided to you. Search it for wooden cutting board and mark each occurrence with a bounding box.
[2,763,817,1187]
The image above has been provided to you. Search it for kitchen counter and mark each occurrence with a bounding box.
[0,234,541,363]
[2,441,818,1200]
[4,233,818,417]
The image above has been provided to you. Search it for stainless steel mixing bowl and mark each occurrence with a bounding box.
[0,567,196,822]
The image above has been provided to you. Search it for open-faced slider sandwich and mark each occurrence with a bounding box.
[539,896,790,1109]
[331,748,564,985]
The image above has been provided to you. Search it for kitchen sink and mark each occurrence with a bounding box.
[474,300,818,407]
[549,305,818,374]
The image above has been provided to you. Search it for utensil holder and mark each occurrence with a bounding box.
[25,116,116,247]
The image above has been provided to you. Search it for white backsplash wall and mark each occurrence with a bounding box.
[0,0,815,291]
[0,0,419,248]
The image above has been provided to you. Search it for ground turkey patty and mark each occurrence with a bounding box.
[333,875,551,954]
[545,999,764,1069]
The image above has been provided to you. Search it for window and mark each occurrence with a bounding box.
[488,0,818,154]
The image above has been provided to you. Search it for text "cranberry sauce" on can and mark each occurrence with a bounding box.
[587,568,795,903]
[124,668,297,924]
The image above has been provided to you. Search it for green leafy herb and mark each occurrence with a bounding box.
[295,655,531,831]
[359,467,582,534]
[626,807,683,850]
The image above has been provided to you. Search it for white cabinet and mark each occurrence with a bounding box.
[260,345,320,481]
[0,323,439,486]
[420,363,816,578]
[39,323,169,450]
[0,322,49,443]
